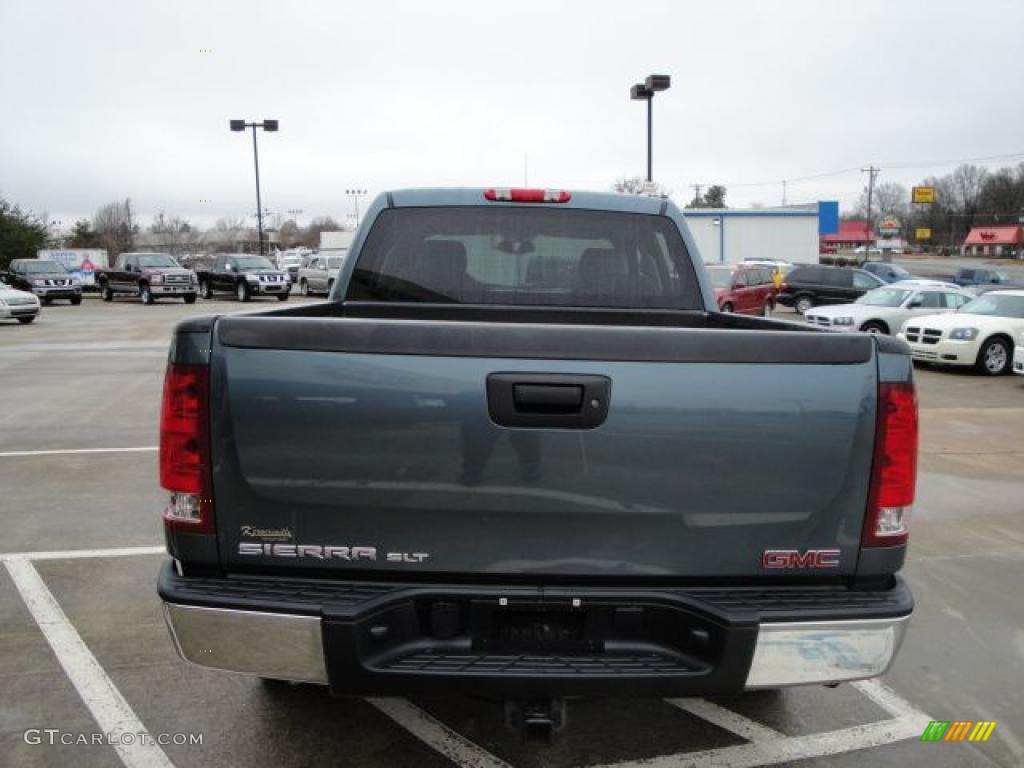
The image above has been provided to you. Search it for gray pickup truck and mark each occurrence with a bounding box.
[157,187,917,735]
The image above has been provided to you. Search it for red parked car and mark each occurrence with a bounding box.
[705,264,778,317]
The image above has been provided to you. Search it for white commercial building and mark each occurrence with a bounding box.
[683,206,822,265]
[320,230,355,253]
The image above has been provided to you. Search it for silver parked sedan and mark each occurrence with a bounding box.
[0,283,42,324]
[804,280,973,335]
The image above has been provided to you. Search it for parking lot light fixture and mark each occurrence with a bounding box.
[230,119,279,255]
[346,189,368,228]
[630,74,671,183]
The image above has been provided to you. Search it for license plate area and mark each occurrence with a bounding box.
[490,608,590,653]
[322,591,756,695]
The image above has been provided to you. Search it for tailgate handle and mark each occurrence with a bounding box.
[487,374,610,429]
[513,384,583,413]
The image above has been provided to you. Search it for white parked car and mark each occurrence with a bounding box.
[1015,337,1024,376]
[0,283,42,324]
[898,289,1024,375]
[296,254,344,296]
[805,281,973,335]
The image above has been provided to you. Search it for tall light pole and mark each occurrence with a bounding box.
[346,189,367,228]
[230,119,278,255]
[630,74,671,183]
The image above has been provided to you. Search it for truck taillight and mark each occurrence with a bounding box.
[863,381,917,548]
[484,188,572,203]
[160,363,214,533]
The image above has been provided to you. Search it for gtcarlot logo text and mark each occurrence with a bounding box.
[23,729,203,746]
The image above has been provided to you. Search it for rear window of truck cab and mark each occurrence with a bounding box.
[346,207,702,309]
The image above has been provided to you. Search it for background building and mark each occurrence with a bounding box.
[961,225,1023,258]
[684,205,825,264]
[820,220,875,251]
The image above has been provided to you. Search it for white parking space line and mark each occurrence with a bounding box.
[4,558,175,768]
[0,341,168,353]
[0,545,165,562]
[666,698,784,743]
[0,446,158,458]
[597,715,928,768]
[851,678,933,721]
[369,698,513,768]
[0,543,939,768]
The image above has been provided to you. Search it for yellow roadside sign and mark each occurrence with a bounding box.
[912,186,936,204]
[916,227,932,240]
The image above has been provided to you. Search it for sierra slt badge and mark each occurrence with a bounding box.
[762,549,840,569]
[238,542,429,563]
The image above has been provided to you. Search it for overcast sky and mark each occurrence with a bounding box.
[2,0,1023,232]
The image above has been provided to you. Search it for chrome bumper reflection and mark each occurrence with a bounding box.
[164,601,909,690]
[162,602,327,683]
[744,615,910,689]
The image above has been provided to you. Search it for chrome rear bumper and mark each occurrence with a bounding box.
[163,603,327,683]
[162,602,909,690]
[743,616,910,689]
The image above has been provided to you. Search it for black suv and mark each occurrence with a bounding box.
[777,264,884,314]
[4,259,83,305]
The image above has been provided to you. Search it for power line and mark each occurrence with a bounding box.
[688,150,1024,191]
[880,151,1024,170]
[693,166,860,190]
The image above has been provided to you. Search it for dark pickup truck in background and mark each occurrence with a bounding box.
[95,252,198,304]
[195,253,291,302]
[157,188,917,735]
[950,266,1024,290]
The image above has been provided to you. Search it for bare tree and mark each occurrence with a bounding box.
[302,216,343,248]
[871,183,907,219]
[278,219,301,249]
[979,165,1024,214]
[612,176,671,198]
[93,198,135,256]
[214,216,248,231]
[950,164,988,217]
[149,212,196,255]
[853,183,908,220]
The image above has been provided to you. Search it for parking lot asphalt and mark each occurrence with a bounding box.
[1,295,1022,768]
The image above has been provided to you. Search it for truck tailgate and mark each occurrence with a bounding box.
[210,316,878,579]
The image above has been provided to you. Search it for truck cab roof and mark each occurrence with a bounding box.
[388,187,669,216]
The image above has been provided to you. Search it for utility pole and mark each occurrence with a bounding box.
[124,197,134,252]
[861,166,880,245]
[781,180,787,207]
[691,184,703,207]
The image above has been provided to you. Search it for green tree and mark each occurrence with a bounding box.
[686,185,727,209]
[67,218,102,248]
[0,197,47,271]
[702,185,727,208]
